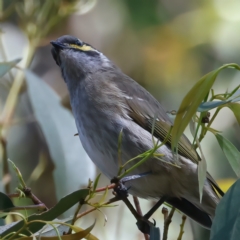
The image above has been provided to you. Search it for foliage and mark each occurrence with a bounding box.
[0,0,239,240]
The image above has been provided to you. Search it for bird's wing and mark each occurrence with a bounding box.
[114,73,199,164]
[114,72,224,197]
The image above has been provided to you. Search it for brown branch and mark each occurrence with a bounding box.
[177,215,187,240]
[95,183,116,193]
[133,196,149,240]
[133,196,143,216]
[7,204,47,211]
[8,187,48,211]
[162,207,175,240]
[23,187,48,210]
[76,196,120,220]
[68,201,83,234]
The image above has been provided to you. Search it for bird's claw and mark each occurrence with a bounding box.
[111,177,129,199]
[136,218,156,235]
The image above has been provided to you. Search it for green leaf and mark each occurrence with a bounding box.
[25,70,94,214]
[0,192,15,217]
[228,103,240,125]
[198,156,207,203]
[18,221,97,240]
[32,217,98,240]
[197,100,229,112]
[189,119,207,201]
[93,173,101,192]
[0,188,89,238]
[172,63,240,152]
[228,89,240,103]
[0,58,21,77]
[210,179,240,240]
[0,222,17,235]
[215,134,240,177]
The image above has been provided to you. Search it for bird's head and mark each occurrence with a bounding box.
[51,35,111,81]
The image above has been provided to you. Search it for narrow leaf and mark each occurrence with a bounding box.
[172,64,240,152]
[18,221,97,240]
[211,179,240,240]
[215,134,240,177]
[228,103,240,125]
[197,100,228,112]
[198,155,207,203]
[25,70,95,213]
[228,89,240,103]
[0,192,15,216]
[190,119,207,202]
[0,58,21,77]
[0,189,89,237]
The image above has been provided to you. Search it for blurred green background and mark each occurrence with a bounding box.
[0,0,239,239]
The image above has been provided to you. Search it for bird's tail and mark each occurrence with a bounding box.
[166,197,212,229]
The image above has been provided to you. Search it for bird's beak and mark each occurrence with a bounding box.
[50,41,65,66]
[50,41,66,49]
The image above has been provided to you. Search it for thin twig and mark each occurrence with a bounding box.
[162,207,175,240]
[68,201,84,234]
[0,137,10,193]
[95,183,116,192]
[133,196,143,216]
[133,196,149,240]
[4,204,47,211]
[177,215,187,240]
[76,197,120,220]
[23,187,48,210]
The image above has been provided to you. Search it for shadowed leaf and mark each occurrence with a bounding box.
[0,192,15,218]
[211,179,240,240]
[228,103,240,125]
[172,63,240,152]
[25,70,94,214]
[0,189,89,238]
[215,134,240,177]
[197,100,228,112]
[0,59,21,77]
[18,220,97,240]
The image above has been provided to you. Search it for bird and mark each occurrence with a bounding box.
[50,35,223,232]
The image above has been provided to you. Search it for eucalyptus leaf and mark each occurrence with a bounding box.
[172,64,240,152]
[0,188,89,238]
[215,134,240,177]
[210,179,240,240]
[17,220,97,240]
[198,155,207,203]
[25,70,95,214]
[0,222,17,235]
[228,103,240,125]
[197,100,229,112]
[0,192,15,217]
[189,119,207,201]
[0,58,21,77]
[228,89,240,103]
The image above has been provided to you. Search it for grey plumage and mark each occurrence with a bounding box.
[51,35,223,229]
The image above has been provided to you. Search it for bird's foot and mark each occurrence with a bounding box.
[110,173,160,235]
[136,218,157,234]
[111,171,152,199]
[111,176,130,199]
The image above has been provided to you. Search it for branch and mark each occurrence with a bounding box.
[162,207,175,240]
[133,196,149,240]
[177,215,187,240]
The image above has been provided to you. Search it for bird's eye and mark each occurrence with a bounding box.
[75,39,83,46]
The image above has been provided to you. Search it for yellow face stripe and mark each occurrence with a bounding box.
[68,43,96,52]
